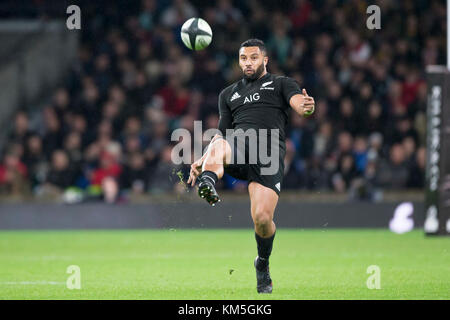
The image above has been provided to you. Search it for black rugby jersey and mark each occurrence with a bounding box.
[217,72,301,146]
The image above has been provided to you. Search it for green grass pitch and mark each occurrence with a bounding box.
[0,229,448,299]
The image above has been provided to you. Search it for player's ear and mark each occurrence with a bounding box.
[264,55,268,66]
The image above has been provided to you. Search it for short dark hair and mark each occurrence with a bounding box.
[240,39,266,55]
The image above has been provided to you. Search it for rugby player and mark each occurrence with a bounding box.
[187,39,315,293]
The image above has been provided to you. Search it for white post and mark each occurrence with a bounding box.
[448,0,450,69]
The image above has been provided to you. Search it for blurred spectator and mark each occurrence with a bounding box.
[332,153,359,193]
[42,107,64,159]
[0,152,28,195]
[313,121,333,159]
[267,12,292,67]
[160,0,197,28]
[376,144,410,189]
[336,97,358,135]
[41,150,75,193]
[343,29,371,67]
[289,0,312,30]
[91,151,122,187]
[9,111,34,145]
[353,136,368,174]
[139,0,159,31]
[364,101,384,135]
[120,152,149,194]
[64,131,83,176]
[407,146,426,188]
[23,134,48,189]
[148,144,182,193]
[283,138,303,189]
[156,75,190,118]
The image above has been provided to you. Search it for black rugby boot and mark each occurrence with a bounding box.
[254,256,273,294]
[197,171,220,206]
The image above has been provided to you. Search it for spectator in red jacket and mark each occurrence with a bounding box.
[91,151,122,186]
[0,152,28,195]
[156,75,190,118]
[91,150,122,203]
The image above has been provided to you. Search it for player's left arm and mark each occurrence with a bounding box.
[281,76,315,117]
[289,89,315,117]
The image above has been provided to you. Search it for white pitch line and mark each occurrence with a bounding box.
[0,281,65,285]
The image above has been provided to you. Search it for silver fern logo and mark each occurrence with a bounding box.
[260,81,274,90]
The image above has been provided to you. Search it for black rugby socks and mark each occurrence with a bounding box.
[198,170,218,185]
[255,231,275,270]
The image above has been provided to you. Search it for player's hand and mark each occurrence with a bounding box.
[187,157,203,187]
[302,89,315,117]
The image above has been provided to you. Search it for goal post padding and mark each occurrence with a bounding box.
[424,66,450,236]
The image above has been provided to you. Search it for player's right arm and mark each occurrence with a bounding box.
[187,89,232,186]
[217,89,233,137]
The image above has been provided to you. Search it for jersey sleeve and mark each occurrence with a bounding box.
[281,77,302,104]
[218,89,232,136]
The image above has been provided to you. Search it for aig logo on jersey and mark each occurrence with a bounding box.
[244,93,260,104]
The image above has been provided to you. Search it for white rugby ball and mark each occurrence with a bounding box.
[180,17,212,51]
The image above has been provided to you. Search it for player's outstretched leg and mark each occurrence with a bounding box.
[197,138,231,206]
[249,182,278,293]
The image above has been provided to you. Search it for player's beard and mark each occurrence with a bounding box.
[243,63,265,81]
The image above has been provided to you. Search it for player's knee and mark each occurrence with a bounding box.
[253,209,273,228]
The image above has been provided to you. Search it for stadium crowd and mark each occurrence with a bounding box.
[0,0,446,202]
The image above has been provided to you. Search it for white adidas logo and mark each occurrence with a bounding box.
[275,182,281,191]
[230,92,241,102]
